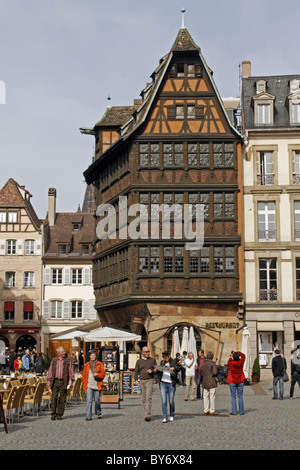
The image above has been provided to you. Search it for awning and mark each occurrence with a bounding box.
[295,322,300,332]
[23,302,33,311]
[257,322,284,331]
[4,302,14,311]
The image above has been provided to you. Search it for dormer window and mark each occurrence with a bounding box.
[256,80,266,94]
[290,79,300,93]
[257,103,271,124]
[253,92,275,126]
[288,80,300,124]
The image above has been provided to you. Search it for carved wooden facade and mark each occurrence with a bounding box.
[83,27,244,342]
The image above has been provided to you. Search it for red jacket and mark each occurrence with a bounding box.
[81,360,106,392]
[227,352,246,384]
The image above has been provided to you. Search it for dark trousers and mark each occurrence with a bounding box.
[290,375,300,397]
[51,379,67,417]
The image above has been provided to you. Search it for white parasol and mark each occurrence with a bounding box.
[173,327,181,356]
[188,326,197,359]
[241,326,251,379]
[180,327,189,355]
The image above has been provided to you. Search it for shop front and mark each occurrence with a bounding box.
[0,327,40,353]
[247,317,300,380]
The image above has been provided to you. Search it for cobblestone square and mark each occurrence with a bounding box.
[1,381,299,451]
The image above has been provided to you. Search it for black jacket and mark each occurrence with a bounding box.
[291,358,300,377]
[272,355,286,377]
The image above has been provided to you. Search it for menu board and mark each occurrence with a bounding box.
[99,346,119,372]
[121,371,141,395]
[121,372,132,394]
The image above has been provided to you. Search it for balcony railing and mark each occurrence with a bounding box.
[259,288,278,301]
[293,173,300,184]
[258,229,276,242]
[257,174,274,185]
[295,229,300,241]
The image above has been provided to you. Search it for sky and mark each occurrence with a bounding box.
[0,0,300,219]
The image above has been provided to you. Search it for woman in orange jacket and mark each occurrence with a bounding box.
[81,350,106,420]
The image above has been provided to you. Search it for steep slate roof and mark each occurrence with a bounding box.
[242,74,300,129]
[84,27,242,184]
[43,212,95,257]
[0,178,41,229]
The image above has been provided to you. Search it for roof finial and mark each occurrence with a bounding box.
[107,94,111,108]
[181,8,186,29]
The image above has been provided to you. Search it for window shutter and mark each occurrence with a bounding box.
[83,268,90,285]
[89,301,97,320]
[63,301,70,319]
[195,65,202,78]
[195,105,204,119]
[43,301,50,319]
[167,106,176,120]
[64,268,70,285]
[0,239,5,255]
[83,301,90,319]
[17,239,23,255]
[44,268,50,285]
[36,242,42,255]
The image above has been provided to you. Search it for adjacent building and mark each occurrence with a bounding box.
[42,187,97,357]
[82,26,244,362]
[0,178,43,351]
[241,61,300,379]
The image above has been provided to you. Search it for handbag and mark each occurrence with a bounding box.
[282,357,289,382]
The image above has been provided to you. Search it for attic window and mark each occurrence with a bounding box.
[290,79,300,93]
[72,223,80,231]
[256,80,266,94]
[58,244,67,255]
[170,64,202,78]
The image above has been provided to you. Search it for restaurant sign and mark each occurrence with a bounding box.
[206,322,240,329]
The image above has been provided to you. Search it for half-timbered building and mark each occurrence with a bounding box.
[82,25,244,361]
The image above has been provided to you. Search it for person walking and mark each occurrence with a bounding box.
[156,351,179,423]
[227,350,246,415]
[47,346,75,420]
[134,346,157,422]
[184,352,197,401]
[195,350,205,399]
[200,351,218,415]
[272,349,287,400]
[290,350,300,398]
[81,350,106,421]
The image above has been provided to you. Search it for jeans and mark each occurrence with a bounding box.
[229,382,244,414]
[86,387,102,419]
[177,370,183,386]
[273,376,284,399]
[196,376,202,398]
[160,382,175,419]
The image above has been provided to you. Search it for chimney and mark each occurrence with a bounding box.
[242,60,251,78]
[48,188,56,227]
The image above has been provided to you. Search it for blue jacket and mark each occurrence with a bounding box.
[21,354,32,370]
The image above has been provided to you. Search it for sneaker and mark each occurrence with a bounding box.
[162,418,168,423]
[169,416,174,421]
